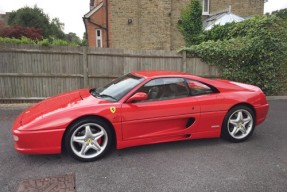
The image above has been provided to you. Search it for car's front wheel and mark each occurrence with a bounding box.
[222,106,255,142]
[64,118,112,162]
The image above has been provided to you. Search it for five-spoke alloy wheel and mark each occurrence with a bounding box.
[65,118,112,162]
[222,106,255,142]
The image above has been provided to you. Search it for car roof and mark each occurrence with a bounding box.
[131,70,190,78]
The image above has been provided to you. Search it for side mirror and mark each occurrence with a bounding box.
[126,92,148,103]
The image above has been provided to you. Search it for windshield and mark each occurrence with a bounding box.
[90,74,144,101]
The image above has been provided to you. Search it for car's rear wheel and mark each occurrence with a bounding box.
[65,118,112,162]
[222,105,255,142]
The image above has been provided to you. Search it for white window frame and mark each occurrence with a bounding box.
[96,29,103,48]
[202,0,210,15]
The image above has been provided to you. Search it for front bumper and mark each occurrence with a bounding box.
[255,104,269,126]
[13,128,64,154]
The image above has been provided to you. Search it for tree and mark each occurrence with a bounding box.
[65,32,81,45]
[8,6,50,38]
[178,0,203,46]
[8,6,66,39]
[81,32,88,46]
[271,8,287,19]
[50,18,66,39]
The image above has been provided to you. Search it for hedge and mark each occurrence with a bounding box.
[181,15,287,95]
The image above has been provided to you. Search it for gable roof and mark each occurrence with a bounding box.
[204,11,245,30]
[84,1,104,18]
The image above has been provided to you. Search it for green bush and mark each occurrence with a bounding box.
[0,36,36,44]
[0,36,79,47]
[181,15,287,95]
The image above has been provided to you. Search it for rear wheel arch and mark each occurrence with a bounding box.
[61,115,116,153]
[228,103,256,119]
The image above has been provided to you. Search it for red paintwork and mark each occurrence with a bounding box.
[12,71,269,154]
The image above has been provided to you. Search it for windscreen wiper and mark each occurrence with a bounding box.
[98,94,117,101]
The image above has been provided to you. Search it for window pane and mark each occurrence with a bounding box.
[140,78,188,101]
[187,79,213,96]
[96,29,102,47]
[97,40,101,47]
[97,30,101,37]
[203,0,209,12]
[96,74,144,101]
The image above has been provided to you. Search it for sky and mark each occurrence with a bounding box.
[0,0,287,38]
[0,0,90,38]
[264,0,287,13]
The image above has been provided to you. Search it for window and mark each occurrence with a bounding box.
[91,74,144,101]
[137,78,189,101]
[96,29,102,48]
[202,0,210,15]
[186,79,214,96]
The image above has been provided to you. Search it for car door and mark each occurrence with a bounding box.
[121,77,201,141]
[185,79,225,137]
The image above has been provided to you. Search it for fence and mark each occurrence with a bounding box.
[0,44,220,102]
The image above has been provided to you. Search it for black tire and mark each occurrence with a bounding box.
[221,105,255,143]
[64,118,113,162]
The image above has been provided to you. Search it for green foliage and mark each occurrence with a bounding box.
[7,6,70,40]
[0,36,36,44]
[267,8,287,19]
[81,32,88,46]
[181,15,287,95]
[65,32,81,45]
[8,6,51,38]
[6,5,84,45]
[0,36,78,46]
[178,0,203,46]
[49,18,66,39]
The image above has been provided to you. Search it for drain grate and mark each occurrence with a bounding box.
[17,174,75,192]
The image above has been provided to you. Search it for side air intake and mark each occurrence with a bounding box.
[185,118,195,128]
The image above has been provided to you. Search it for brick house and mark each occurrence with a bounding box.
[83,0,265,50]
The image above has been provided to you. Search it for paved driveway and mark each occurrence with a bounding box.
[0,100,286,192]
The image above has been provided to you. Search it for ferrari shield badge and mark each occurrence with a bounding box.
[110,107,116,114]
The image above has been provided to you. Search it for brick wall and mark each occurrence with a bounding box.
[87,0,264,50]
[108,0,139,49]
[85,3,108,48]
[170,0,190,49]
[109,0,174,50]
[210,0,264,16]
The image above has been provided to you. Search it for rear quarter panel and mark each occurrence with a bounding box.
[218,90,269,126]
[193,88,268,138]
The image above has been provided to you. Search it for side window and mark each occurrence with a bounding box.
[96,29,102,48]
[186,79,214,96]
[137,78,189,101]
[202,0,210,15]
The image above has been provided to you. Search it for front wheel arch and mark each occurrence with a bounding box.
[61,115,116,153]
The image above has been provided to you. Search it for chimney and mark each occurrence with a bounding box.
[90,0,94,10]
[90,0,94,6]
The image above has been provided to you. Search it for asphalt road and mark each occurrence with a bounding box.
[0,100,287,192]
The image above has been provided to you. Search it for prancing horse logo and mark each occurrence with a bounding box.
[110,107,116,114]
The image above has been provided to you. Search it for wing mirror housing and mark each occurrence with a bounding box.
[126,92,148,103]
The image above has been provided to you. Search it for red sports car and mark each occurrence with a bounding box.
[12,71,269,162]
